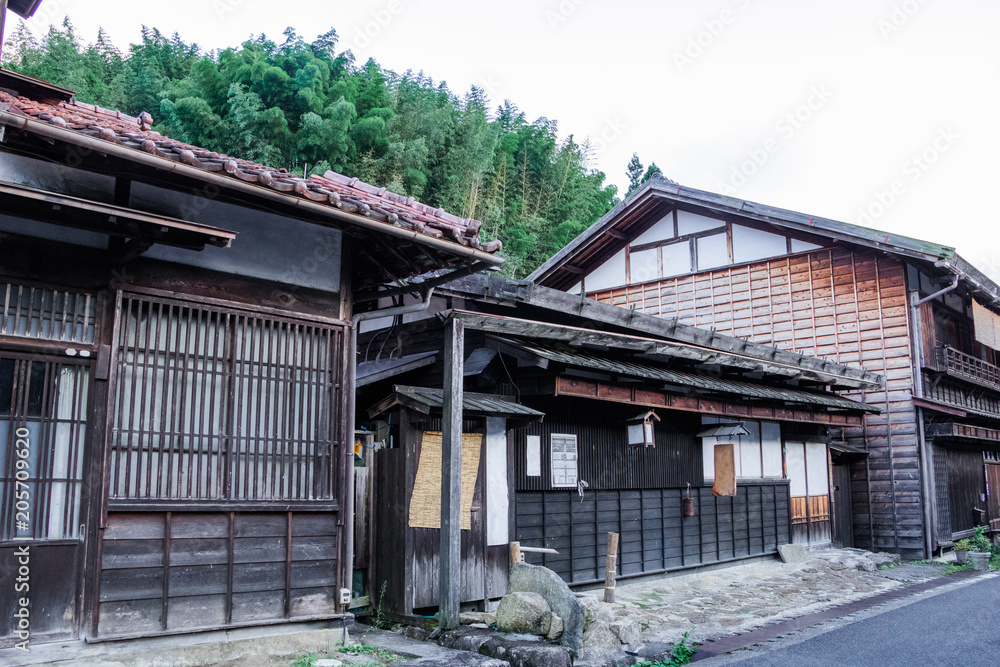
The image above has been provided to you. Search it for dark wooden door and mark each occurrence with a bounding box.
[0,355,90,646]
[946,449,986,534]
[986,463,1000,523]
[831,464,853,548]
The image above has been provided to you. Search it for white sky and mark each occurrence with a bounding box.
[12,0,1000,282]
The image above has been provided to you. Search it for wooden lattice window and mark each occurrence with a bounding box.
[0,282,96,345]
[0,354,89,540]
[109,293,344,503]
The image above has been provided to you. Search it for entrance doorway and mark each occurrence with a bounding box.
[785,441,831,545]
[0,354,90,645]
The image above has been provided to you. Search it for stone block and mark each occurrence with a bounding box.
[581,619,621,656]
[777,544,807,563]
[610,619,642,647]
[495,591,552,635]
[508,562,586,655]
[546,613,564,640]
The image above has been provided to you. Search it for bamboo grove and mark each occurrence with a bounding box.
[0,20,643,277]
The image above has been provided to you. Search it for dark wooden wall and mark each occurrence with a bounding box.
[515,483,790,585]
[97,511,339,637]
[512,396,702,492]
[944,449,986,535]
[589,248,922,556]
[370,410,508,617]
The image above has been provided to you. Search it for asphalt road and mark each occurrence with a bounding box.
[710,573,1000,667]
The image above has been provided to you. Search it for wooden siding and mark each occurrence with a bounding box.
[589,248,921,554]
[97,511,340,637]
[512,396,702,492]
[514,484,790,585]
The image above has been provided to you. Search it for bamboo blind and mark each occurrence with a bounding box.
[408,431,482,530]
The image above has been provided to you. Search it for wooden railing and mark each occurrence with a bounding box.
[938,346,1000,392]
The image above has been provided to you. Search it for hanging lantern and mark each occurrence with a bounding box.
[627,411,660,447]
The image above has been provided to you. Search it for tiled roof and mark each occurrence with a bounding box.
[0,85,500,256]
[506,339,880,413]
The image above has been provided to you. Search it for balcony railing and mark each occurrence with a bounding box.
[937,346,1000,392]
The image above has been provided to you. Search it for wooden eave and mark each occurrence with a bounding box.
[0,179,237,251]
[438,282,883,390]
[368,384,545,425]
[554,376,866,427]
[356,352,437,388]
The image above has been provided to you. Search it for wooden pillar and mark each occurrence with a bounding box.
[439,317,464,630]
[509,541,522,567]
[604,532,619,603]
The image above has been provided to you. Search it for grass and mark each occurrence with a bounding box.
[940,561,973,576]
[635,629,697,667]
[292,643,407,667]
[340,644,408,663]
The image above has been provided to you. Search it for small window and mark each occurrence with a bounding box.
[550,433,578,488]
[526,435,541,477]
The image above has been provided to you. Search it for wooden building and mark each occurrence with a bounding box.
[528,173,1000,558]
[0,69,501,647]
[355,275,880,615]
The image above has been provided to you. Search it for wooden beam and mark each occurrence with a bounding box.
[486,336,550,369]
[111,238,154,265]
[553,376,864,426]
[439,317,464,630]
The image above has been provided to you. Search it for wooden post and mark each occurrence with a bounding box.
[0,1,8,64]
[604,532,619,603]
[439,317,464,630]
[509,541,522,567]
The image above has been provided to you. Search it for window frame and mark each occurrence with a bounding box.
[107,291,346,510]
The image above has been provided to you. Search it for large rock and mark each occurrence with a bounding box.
[777,543,807,563]
[508,562,586,655]
[496,591,552,635]
[576,593,602,629]
[610,619,642,648]
[504,644,573,667]
[581,619,622,656]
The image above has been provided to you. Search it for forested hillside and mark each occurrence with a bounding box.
[2,20,625,277]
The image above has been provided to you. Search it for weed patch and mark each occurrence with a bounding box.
[636,629,697,667]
